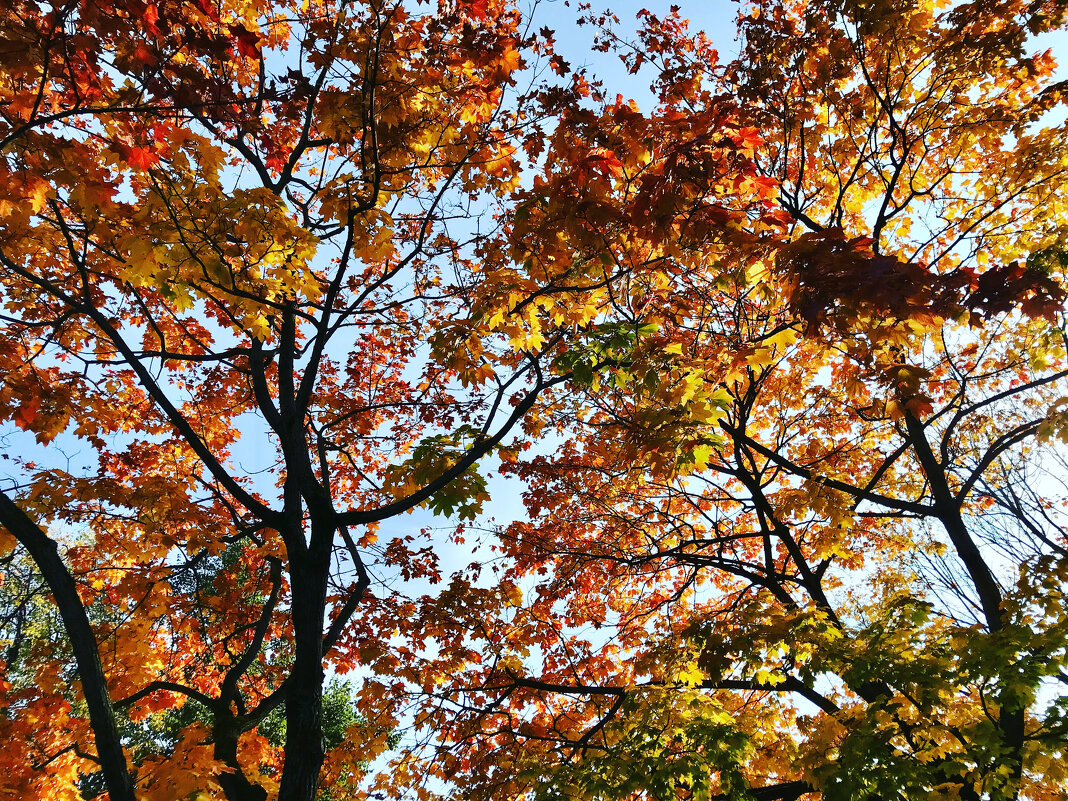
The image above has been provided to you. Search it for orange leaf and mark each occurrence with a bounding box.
[13,396,40,431]
[115,142,160,170]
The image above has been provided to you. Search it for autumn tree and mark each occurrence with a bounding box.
[0,0,781,800]
[4,0,1068,799]
[401,2,1068,801]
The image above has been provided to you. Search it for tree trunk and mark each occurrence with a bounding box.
[278,550,329,801]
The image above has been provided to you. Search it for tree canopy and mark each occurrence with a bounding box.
[0,1,1066,800]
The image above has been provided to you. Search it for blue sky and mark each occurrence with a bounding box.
[531,0,740,108]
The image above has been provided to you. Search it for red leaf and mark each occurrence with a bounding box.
[229,24,260,59]
[192,0,220,22]
[461,0,490,20]
[586,148,624,178]
[13,396,40,431]
[143,3,162,37]
[115,142,160,170]
[131,43,157,67]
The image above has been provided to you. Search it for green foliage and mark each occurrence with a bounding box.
[528,693,754,801]
[552,322,660,389]
[383,426,491,520]
[1027,244,1068,275]
[260,678,362,751]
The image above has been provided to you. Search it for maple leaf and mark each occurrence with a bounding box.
[461,0,491,21]
[585,147,625,179]
[12,396,39,431]
[142,3,162,37]
[228,24,260,60]
[114,142,160,170]
[131,42,157,68]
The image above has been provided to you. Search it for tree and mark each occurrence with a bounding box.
[0,1,775,800]
[396,2,1068,801]
[2,1,1067,800]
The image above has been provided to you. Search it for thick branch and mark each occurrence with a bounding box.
[721,420,931,515]
[337,371,567,527]
[0,492,136,801]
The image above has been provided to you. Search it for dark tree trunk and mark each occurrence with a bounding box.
[277,545,330,801]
